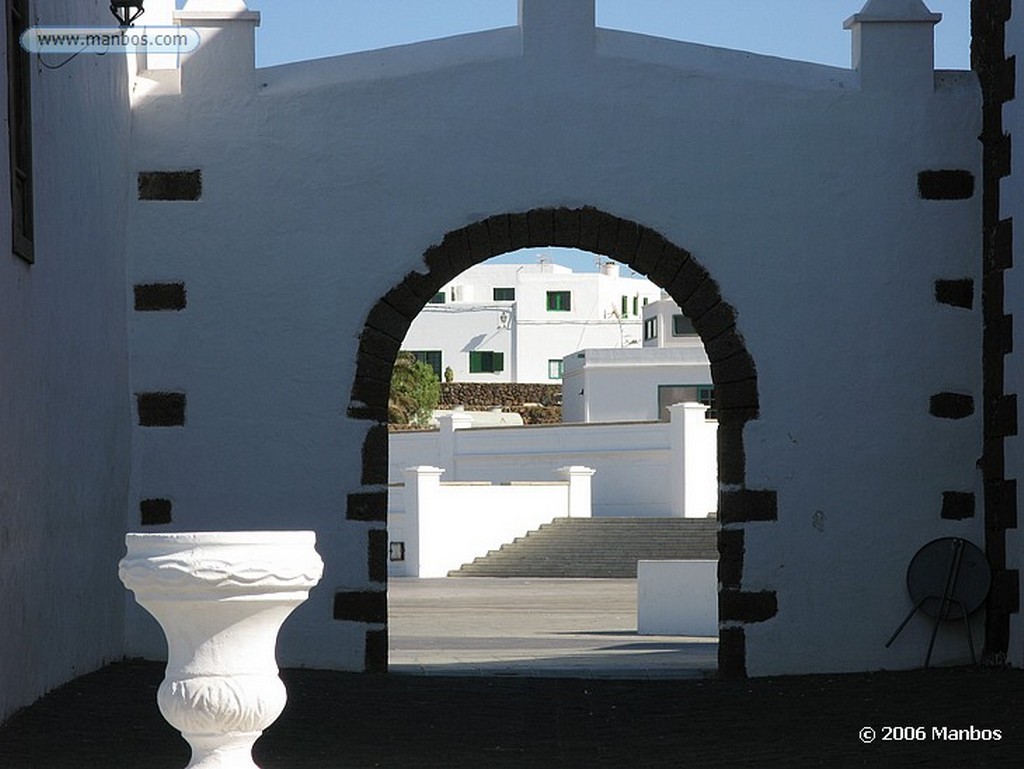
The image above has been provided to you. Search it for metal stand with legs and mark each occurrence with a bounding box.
[885,537,990,668]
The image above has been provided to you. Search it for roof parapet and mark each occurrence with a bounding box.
[174,0,261,96]
[519,0,595,62]
[844,0,941,93]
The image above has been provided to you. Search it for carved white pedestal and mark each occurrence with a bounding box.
[119,531,324,769]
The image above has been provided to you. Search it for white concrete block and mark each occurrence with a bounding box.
[637,560,718,637]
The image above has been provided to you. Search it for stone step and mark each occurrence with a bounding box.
[448,517,720,578]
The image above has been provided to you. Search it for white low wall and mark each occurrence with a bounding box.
[637,560,718,637]
[390,401,718,519]
[390,465,594,577]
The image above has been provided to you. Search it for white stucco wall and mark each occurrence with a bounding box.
[0,2,133,721]
[125,1,982,675]
[389,408,718,519]
[390,465,591,578]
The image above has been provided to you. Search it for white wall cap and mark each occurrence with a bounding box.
[404,466,446,475]
[176,0,260,24]
[182,0,251,10]
[844,0,940,28]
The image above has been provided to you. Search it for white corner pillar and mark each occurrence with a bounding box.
[134,0,177,71]
[519,0,595,62]
[844,0,941,93]
[175,0,261,96]
[402,466,446,578]
[437,409,472,478]
[556,465,595,518]
[669,402,716,518]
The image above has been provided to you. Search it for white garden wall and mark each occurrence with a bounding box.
[390,405,719,519]
[389,465,593,578]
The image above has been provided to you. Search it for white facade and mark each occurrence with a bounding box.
[401,260,661,383]
[120,0,984,676]
[0,2,134,721]
[562,346,712,423]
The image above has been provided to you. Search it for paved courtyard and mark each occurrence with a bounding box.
[1,578,1022,767]
[388,577,717,677]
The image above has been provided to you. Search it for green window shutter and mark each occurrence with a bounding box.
[469,351,502,373]
[547,291,571,311]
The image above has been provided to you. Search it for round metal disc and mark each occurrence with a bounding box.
[906,537,991,619]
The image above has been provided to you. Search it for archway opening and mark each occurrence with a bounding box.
[350,207,769,678]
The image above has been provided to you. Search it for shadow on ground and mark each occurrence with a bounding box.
[0,660,1022,767]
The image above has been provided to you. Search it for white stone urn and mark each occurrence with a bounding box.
[119,531,324,769]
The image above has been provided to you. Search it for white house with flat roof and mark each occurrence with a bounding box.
[561,345,713,423]
[400,258,661,383]
[562,297,714,423]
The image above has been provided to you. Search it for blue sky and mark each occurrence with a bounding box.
[250,1,970,70]
[248,1,971,272]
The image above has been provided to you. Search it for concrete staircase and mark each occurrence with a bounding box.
[448,517,719,578]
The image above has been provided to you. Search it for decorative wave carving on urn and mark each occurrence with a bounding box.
[118,532,324,594]
[119,554,324,592]
[158,674,287,736]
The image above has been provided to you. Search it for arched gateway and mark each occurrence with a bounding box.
[349,207,776,676]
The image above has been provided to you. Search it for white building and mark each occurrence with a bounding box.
[561,347,713,423]
[400,259,661,383]
[642,297,701,348]
[0,0,134,722]
[562,297,713,423]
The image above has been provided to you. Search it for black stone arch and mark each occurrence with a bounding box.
[346,206,778,677]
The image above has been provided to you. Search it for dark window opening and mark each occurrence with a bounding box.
[546,291,571,312]
[469,350,504,373]
[658,384,715,421]
[672,314,695,336]
[8,0,33,262]
[493,287,515,301]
